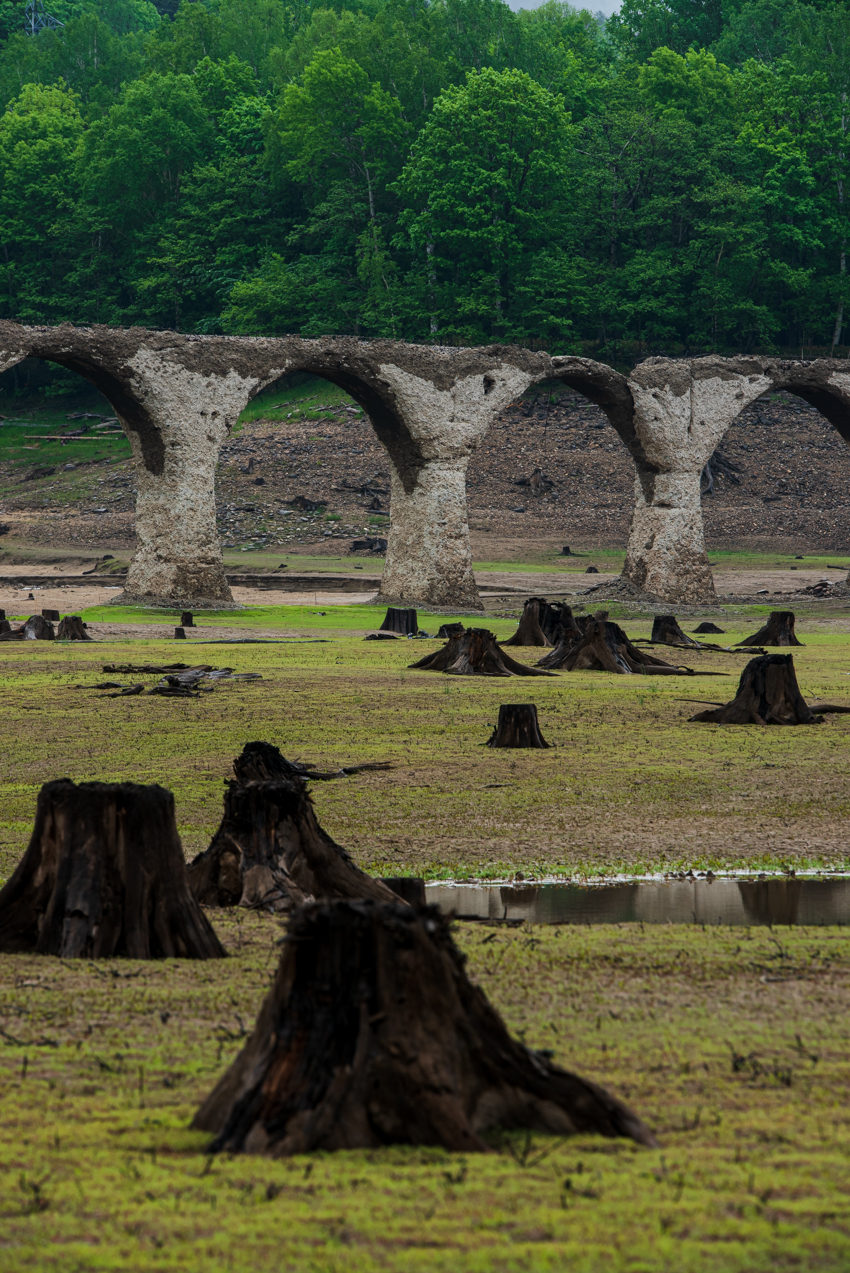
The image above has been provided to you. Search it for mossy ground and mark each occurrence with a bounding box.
[0,918,849,1271]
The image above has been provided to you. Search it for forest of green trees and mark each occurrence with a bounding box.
[0,0,849,358]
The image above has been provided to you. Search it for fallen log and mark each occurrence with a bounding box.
[689,654,822,725]
[537,619,693,675]
[188,773,399,912]
[487,704,551,748]
[502,598,550,647]
[410,628,556,677]
[0,780,226,958]
[192,900,656,1154]
[736,611,802,647]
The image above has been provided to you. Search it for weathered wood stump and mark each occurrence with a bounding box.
[23,615,54,640]
[736,611,802,647]
[0,618,9,635]
[410,628,555,677]
[538,619,690,674]
[192,900,656,1154]
[650,615,701,647]
[0,608,5,619]
[57,615,90,641]
[689,654,823,724]
[41,608,60,621]
[174,626,186,639]
[181,611,195,627]
[542,602,581,645]
[693,621,725,634]
[188,771,399,911]
[502,598,550,647]
[0,780,226,958]
[437,621,464,639]
[487,704,551,748]
[233,739,306,783]
[380,607,418,635]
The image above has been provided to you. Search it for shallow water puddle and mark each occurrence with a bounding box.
[426,877,850,925]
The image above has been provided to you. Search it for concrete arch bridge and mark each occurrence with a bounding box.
[1,321,848,608]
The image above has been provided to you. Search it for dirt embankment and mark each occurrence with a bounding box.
[1,389,849,555]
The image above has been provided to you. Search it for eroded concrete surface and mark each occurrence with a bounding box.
[0,322,848,607]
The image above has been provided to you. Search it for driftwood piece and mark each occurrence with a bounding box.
[380,607,418,635]
[487,704,551,748]
[650,615,701,648]
[689,654,821,725]
[57,615,90,641]
[736,611,802,647]
[502,598,550,647]
[410,628,555,677]
[0,780,226,958]
[192,900,656,1154]
[187,776,399,912]
[365,632,397,641]
[693,621,725,634]
[538,619,693,675]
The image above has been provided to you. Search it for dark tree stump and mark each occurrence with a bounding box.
[0,780,226,958]
[537,619,690,675]
[23,615,54,640]
[689,654,822,725]
[410,628,555,677]
[487,704,551,748]
[541,602,581,645]
[0,618,9,635]
[381,877,427,906]
[693,621,725,634]
[57,615,90,641]
[0,608,5,619]
[437,621,464,639]
[181,611,195,627]
[650,615,701,647]
[188,776,400,911]
[233,739,307,783]
[585,566,599,574]
[736,611,802,647]
[192,900,656,1155]
[502,598,550,647]
[174,626,186,639]
[41,608,60,622]
[380,607,418,635]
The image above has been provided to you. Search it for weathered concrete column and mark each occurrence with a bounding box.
[368,352,547,609]
[621,360,773,603]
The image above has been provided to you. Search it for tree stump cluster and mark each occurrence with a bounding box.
[192,900,655,1155]
[188,742,400,911]
[380,607,418,635]
[487,704,550,748]
[736,611,802,647]
[0,780,225,959]
[410,628,555,677]
[538,618,691,675]
[689,654,823,725]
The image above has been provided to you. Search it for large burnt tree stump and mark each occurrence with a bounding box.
[737,611,802,647]
[380,607,418,635]
[193,900,656,1155]
[537,619,691,675]
[188,769,399,912]
[689,653,823,725]
[650,615,701,647]
[0,780,226,958]
[410,628,555,677]
[487,704,551,748]
[501,598,550,647]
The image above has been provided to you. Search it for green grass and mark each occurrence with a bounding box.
[0,918,849,1271]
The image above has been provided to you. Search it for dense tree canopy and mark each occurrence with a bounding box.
[0,0,848,357]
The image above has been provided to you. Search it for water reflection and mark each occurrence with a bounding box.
[426,878,850,926]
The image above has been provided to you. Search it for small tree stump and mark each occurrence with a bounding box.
[57,615,90,641]
[537,619,690,675]
[487,704,551,748]
[736,611,802,647]
[188,768,399,912]
[174,626,186,639]
[23,615,54,640]
[0,780,226,958]
[380,607,418,635]
[502,598,550,647]
[410,628,555,677]
[437,621,464,639]
[689,653,822,725]
[650,615,701,647]
[192,900,656,1155]
[41,608,60,621]
[0,618,9,635]
[693,621,725,634]
[0,608,5,619]
[181,611,195,627]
